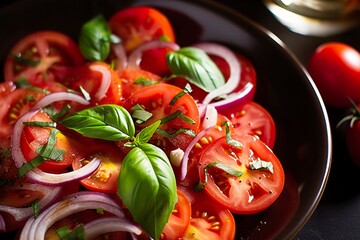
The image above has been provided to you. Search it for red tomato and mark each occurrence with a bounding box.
[72,142,125,193]
[4,31,85,85]
[20,111,85,171]
[140,46,174,77]
[198,133,285,214]
[221,101,276,149]
[108,6,175,53]
[65,62,123,105]
[116,67,161,100]
[161,189,191,239]
[307,42,360,108]
[179,186,236,240]
[123,83,200,151]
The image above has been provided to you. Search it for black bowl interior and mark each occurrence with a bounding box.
[0,0,332,239]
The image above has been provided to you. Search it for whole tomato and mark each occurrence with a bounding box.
[307,42,360,108]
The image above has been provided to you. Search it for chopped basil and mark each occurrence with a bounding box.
[196,162,243,191]
[166,47,225,92]
[131,104,153,124]
[250,159,274,173]
[160,110,195,125]
[222,121,242,148]
[32,199,40,218]
[79,85,91,101]
[56,225,84,240]
[134,77,158,86]
[11,52,40,67]
[156,128,196,139]
[15,77,51,94]
[18,155,45,178]
[79,15,118,61]
[22,121,57,128]
[169,83,192,106]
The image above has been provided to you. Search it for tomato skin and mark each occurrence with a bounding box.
[72,142,125,193]
[307,42,360,108]
[4,31,85,85]
[198,133,285,214]
[108,6,175,53]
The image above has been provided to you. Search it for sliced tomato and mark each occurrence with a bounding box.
[20,111,85,172]
[160,189,191,239]
[116,67,161,100]
[123,83,200,151]
[108,6,175,53]
[198,133,285,214]
[72,142,125,193]
[65,62,122,105]
[4,31,85,85]
[179,186,236,240]
[221,101,276,149]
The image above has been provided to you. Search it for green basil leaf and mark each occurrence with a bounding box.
[79,15,112,61]
[61,104,135,141]
[135,120,161,144]
[250,159,274,173]
[117,143,177,239]
[166,47,225,92]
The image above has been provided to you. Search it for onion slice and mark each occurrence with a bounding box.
[180,126,213,181]
[0,183,62,224]
[202,105,218,129]
[127,40,180,69]
[112,43,128,70]
[11,108,101,185]
[89,64,112,100]
[20,191,125,240]
[0,215,5,232]
[84,217,142,239]
[193,42,241,107]
[34,92,90,108]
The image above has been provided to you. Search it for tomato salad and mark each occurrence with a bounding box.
[0,6,285,240]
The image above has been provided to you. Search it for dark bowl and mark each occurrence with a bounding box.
[0,0,332,239]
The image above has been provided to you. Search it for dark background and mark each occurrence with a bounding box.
[0,0,359,239]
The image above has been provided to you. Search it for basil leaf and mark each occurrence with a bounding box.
[61,104,135,141]
[166,47,225,92]
[117,143,177,239]
[250,159,274,173]
[79,15,112,61]
[135,120,161,144]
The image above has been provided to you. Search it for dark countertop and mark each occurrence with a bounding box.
[220,1,360,239]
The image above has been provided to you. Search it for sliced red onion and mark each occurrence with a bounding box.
[127,40,180,69]
[193,43,241,107]
[112,43,128,70]
[0,183,62,224]
[34,92,89,108]
[202,105,218,129]
[11,108,101,185]
[20,191,125,240]
[180,127,213,181]
[89,64,112,100]
[84,217,142,239]
[0,215,5,232]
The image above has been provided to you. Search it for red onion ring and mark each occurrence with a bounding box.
[0,215,5,232]
[127,40,180,69]
[11,108,101,185]
[34,92,90,108]
[84,217,142,239]
[202,105,218,129]
[0,183,61,224]
[89,64,112,100]
[112,43,128,70]
[180,127,213,181]
[20,191,125,240]
[193,42,241,110]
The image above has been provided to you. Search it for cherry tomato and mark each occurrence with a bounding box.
[20,111,85,172]
[116,68,161,100]
[108,6,175,53]
[123,83,200,151]
[4,31,85,85]
[72,142,125,193]
[65,62,123,105]
[179,186,236,240]
[198,133,285,214]
[221,101,276,149]
[307,42,360,108]
[160,189,191,239]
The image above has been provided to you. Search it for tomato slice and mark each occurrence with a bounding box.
[160,189,191,239]
[108,6,175,53]
[221,101,276,149]
[20,111,85,171]
[72,142,125,193]
[179,186,236,240]
[4,31,85,85]
[123,83,200,151]
[198,133,285,214]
